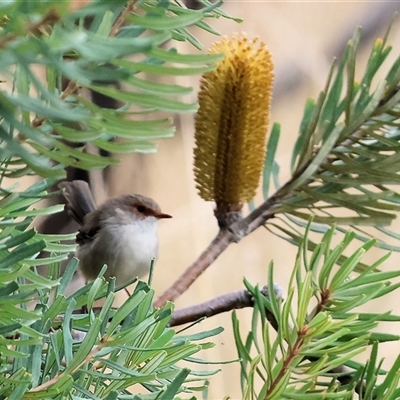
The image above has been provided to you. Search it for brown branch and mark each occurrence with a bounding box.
[110,0,137,37]
[169,285,279,330]
[154,229,234,307]
[230,176,299,239]
[63,286,280,330]
[70,288,278,328]
[155,166,308,307]
[170,289,253,326]
[267,329,306,395]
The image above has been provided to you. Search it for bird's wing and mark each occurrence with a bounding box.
[76,210,101,245]
[59,180,97,225]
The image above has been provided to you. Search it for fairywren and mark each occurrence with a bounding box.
[60,180,171,285]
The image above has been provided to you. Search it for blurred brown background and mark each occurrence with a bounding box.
[49,2,400,399]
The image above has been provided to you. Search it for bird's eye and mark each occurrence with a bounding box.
[137,205,146,213]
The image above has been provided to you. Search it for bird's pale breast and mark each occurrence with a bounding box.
[78,216,159,285]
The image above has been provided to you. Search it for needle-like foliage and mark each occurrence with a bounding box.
[0,0,231,398]
[0,0,234,177]
[0,259,223,398]
[262,22,400,253]
[233,224,400,399]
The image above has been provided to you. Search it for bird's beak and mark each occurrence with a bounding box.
[155,212,172,219]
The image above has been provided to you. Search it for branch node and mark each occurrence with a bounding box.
[214,209,243,240]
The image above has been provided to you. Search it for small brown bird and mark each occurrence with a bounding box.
[60,180,171,285]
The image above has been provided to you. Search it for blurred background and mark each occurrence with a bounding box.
[41,2,400,398]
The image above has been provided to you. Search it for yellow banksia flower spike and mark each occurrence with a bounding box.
[193,33,274,221]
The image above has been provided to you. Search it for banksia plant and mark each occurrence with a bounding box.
[193,34,274,224]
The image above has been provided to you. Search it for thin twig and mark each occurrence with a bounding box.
[0,8,60,49]
[169,286,279,330]
[170,289,252,326]
[33,81,80,128]
[29,337,106,392]
[110,0,137,37]
[230,176,298,239]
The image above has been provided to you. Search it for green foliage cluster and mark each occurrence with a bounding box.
[0,259,221,399]
[0,0,231,398]
[0,0,229,176]
[234,225,400,399]
[2,257,222,399]
[263,22,400,252]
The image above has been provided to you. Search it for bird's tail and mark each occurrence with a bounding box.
[59,180,97,224]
